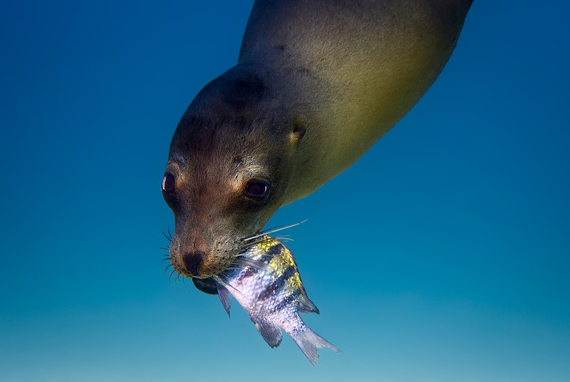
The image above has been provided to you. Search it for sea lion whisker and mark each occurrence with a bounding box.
[241,221,306,243]
[162,230,173,242]
[236,230,297,253]
[237,240,263,252]
[225,258,255,271]
[236,236,266,251]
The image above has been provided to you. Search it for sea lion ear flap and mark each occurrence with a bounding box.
[290,119,307,144]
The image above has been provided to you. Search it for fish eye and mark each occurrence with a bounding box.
[244,179,271,200]
[162,172,176,193]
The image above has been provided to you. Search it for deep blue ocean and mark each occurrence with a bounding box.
[1,1,569,381]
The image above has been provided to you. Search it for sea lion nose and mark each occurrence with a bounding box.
[182,251,205,277]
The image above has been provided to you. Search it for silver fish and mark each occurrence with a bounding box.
[213,235,340,365]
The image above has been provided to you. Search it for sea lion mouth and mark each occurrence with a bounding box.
[164,233,243,280]
[192,277,219,295]
[172,250,232,279]
[161,222,305,293]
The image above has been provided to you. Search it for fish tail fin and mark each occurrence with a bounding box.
[290,326,340,366]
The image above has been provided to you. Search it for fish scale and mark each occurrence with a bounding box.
[213,236,340,365]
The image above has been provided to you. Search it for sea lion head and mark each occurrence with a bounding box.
[162,65,306,286]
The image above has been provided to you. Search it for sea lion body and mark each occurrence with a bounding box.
[162,0,473,285]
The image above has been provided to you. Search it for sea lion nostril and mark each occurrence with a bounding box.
[183,251,205,276]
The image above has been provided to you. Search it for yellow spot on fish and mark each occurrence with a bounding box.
[253,237,276,254]
[286,272,302,291]
[267,245,295,276]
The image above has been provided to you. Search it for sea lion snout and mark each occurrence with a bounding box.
[181,251,205,277]
[170,242,224,278]
[168,226,236,279]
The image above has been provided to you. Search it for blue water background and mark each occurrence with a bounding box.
[1,1,569,381]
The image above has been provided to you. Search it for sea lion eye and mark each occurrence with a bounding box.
[244,180,270,200]
[162,173,176,193]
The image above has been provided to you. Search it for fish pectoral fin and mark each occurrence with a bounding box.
[217,285,232,317]
[236,257,269,272]
[212,276,233,316]
[252,317,283,348]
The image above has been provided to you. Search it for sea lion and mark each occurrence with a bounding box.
[162,0,473,293]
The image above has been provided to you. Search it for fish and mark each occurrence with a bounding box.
[213,235,340,365]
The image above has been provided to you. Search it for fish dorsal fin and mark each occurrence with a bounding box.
[297,293,320,314]
[252,317,283,348]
